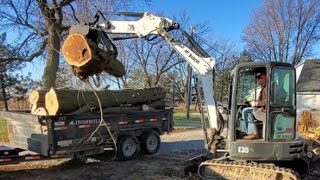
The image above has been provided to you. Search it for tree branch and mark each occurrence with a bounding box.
[16,33,36,52]
[0,39,47,62]
[60,0,76,7]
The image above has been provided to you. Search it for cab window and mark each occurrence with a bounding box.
[270,68,295,107]
[236,68,257,104]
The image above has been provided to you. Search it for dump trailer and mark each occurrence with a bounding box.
[0,108,173,165]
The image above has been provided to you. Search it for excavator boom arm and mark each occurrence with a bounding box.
[95,12,219,131]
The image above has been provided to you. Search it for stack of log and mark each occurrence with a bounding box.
[29,89,49,116]
[29,87,167,116]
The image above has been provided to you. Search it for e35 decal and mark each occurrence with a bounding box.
[238,146,249,153]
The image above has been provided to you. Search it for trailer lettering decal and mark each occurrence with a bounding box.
[69,119,100,126]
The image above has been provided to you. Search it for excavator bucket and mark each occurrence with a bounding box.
[62,24,125,80]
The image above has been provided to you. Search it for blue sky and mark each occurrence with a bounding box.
[147,0,262,48]
[22,0,263,80]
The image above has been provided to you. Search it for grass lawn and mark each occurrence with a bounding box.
[173,110,202,127]
[0,117,8,142]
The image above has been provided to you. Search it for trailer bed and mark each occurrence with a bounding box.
[0,109,173,164]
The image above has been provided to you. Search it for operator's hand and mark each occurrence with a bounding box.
[250,101,258,107]
[244,101,251,107]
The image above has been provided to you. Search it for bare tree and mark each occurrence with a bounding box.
[243,0,320,65]
[126,38,182,88]
[0,0,149,88]
[117,12,193,89]
[193,33,238,103]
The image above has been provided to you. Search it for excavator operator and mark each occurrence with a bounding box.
[242,70,267,140]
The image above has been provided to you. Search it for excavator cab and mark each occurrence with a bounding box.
[226,62,304,161]
[198,62,307,179]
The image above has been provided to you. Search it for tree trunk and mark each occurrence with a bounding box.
[0,72,8,111]
[45,87,166,115]
[42,26,60,89]
[62,33,125,80]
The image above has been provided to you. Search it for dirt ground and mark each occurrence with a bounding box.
[0,129,205,180]
[1,129,320,180]
[0,152,201,180]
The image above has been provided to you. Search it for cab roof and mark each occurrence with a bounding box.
[230,61,294,76]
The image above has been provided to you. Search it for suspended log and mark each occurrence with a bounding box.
[45,87,166,116]
[61,33,125,80]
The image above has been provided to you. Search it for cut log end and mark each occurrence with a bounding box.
[45,88,59,116]
[28,90,40,105]
[31,104,37,114]
[33,107,48,116]
[62,33,92,67]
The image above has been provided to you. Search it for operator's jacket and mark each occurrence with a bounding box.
[254,86,267,122]
[257,86,267,110]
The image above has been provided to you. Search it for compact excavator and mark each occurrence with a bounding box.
[65,11,312,179]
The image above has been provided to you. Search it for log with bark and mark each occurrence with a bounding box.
[72,100,169,114]
[61,33,125,80]
[45,87,166,116]
[29,89,49,116]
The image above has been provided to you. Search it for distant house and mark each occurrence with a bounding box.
[296,59,320,123]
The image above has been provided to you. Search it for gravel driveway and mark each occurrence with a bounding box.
[1,128,319,180]
[159,129,206,154]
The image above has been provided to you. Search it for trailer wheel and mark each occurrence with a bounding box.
[116,135,140,160]
[141,130,160,154]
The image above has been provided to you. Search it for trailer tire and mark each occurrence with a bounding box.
[141,130,160,154]
[116,135,140,160]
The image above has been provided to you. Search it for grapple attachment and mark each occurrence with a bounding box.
[62,24,125,81]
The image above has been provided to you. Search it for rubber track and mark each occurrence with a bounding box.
[198,160,300,180]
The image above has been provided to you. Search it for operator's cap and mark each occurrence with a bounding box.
[256,72,262,78]
[256,72,267,79]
